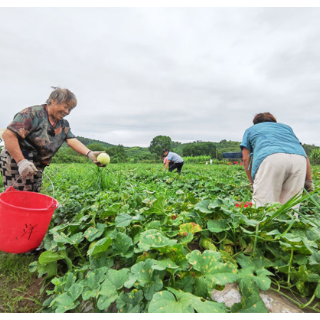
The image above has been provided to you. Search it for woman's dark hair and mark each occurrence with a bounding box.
[253,112,277,125]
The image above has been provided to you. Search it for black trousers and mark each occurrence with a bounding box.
[169,161,184,174]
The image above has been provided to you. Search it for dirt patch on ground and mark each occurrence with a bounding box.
[0,275,44,313]
[188,242,201,251]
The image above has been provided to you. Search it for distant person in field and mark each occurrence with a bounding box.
[0,87,107,192]
[162,148,184,174]
[241,112,314,209]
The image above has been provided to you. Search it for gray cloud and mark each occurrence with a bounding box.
[1,7,320,147]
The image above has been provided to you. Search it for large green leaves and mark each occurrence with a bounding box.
[83,223,106,242]
[87,237,113,256]
[113,232,134,258]
[148,288,227,313]
[117,290,144,313]
[124,259,163,300]
[48,274,83,313]
[145,196,166,215]
[207,219,230,233]
[187,250,238,292]
[236,254,273,292]
[138,229,177,251]
[39,251,67,265]
[179,222,202,234]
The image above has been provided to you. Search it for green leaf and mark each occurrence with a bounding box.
[236,254,273,292]
[145,221,161,230]
[64,272,76,291]
[159,244,189,268]
[152,259,179,271]
[69,232,84,244]
[124,259,163,301]
[146,196,165,215]
[168,288,227,313]
[236,253,273,270]
[116,290,144,313]
[68,283,83,300]
[113,232,134,258]
[37,261,57,278]
[87,237,113,256]
[194,200,212,214]
[138,229,177,251]
[308,274,320,283]
[144,276,163,300]
[175,276,195,293]
[187,250,238,290]
[115,213,133,227]
[148,290,193,313]
[97,279,118,310]
[309,251,320,265]
[52,232,72,245]
[238,267,272,292]
[49,292,79,313]
[207,219,230,233]
[100,203,121,218]
[29,261,38,273]
[179,232,194,245]
[231,293,268,313]
[179,222,202,234]
[148,288,227,313]
[82,268,107,290]
[39,251,66,265]
[107,268,130,290]
[315,283,320,299]
[83,225,105,242]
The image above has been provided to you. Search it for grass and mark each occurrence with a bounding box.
[0,252,43,313]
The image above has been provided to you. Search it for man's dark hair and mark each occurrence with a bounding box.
[253,112,277,125]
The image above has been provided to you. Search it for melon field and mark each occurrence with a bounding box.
[1,162,320,313]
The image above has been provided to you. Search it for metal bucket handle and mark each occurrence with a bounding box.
[7,170,56,208]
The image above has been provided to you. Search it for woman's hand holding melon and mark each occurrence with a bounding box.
[87,151,110,167]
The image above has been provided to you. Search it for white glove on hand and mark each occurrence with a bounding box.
[304,179,315,192]
[87,151,106,167]
[17,159,38,177]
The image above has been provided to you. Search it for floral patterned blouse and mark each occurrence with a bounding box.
[7,104,75,164]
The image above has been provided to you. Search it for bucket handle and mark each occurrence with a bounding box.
[6,171,57,209]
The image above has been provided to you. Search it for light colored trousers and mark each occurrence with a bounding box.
[253,153,306,209]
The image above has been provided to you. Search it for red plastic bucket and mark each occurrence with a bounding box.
[0,186,59,253]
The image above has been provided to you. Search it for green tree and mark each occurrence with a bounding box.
[182,142,218,158]
[310,148,320,164]
[302,144,318,156]
[106,145,128,163]
[149,135,172,158]
[86,143,106,151]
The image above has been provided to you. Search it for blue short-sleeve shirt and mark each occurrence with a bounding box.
[167,151,183,163]
[240,122,306,181]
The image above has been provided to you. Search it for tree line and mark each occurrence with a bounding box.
[1,134,319,164]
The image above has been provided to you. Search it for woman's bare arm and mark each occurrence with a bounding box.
[2,129,24,163]
[66,138,90,156]
[306,157,312,181]
[242,147,253,184]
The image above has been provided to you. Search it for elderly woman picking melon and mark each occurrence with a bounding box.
[0,87,107,192]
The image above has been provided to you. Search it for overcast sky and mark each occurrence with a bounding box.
[0,7,320,147]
